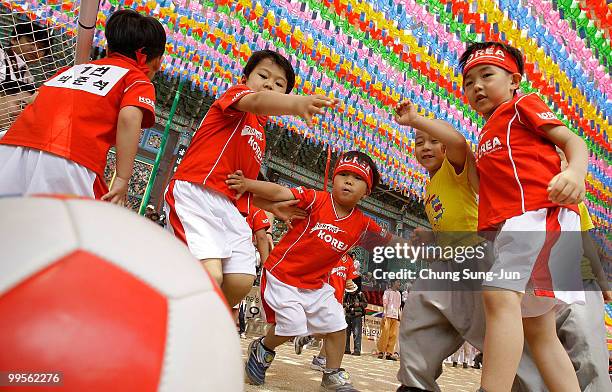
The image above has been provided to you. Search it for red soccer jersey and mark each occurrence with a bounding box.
[0,53,155,180]
[476,93,578,230]
[172,84,267,215]
[246,208,271,233]
[328,254,360,303]
[264,187,389,289]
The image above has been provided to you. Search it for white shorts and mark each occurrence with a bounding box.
[261,271,347,336]
[0,145,106,198]
[486,207,585,317]
[163,180,256,276]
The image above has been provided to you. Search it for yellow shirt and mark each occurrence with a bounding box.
[424,156,479,246]
[578,202,596,280]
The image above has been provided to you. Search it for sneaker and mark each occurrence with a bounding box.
[452,361,458,367]
[351,352,361,356]
[294,335,313,355]
[462,362,469,369]
[377,353,384,359]
[240,332,247,339]
[311,355,327,371]
[385,354,397,361]
[245,338,275,385]
[321,368,359,391]
[472,363,481,369]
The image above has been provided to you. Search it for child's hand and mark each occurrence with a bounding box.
[394,100,419,126]
[292,95,338,127]
[547,168,585,205]
[101,176,129,206]
[602,290,612,303]
[267,199,307,229]
[226,170,248,199]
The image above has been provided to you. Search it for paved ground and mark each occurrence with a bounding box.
[241,337,481,391]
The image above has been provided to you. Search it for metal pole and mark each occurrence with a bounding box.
[138,79,184,215]
[75,0,100,64]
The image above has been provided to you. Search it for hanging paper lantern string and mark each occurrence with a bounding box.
[436,0,611,157]
[307,0,609,157]
[17,0,611,218]
[523,0,611,98]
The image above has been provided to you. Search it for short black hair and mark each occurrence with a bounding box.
[459,41,524,75]
[11,21,51,53]
[340,150,381,191]
[105,9,166,61]
[243,50,295,93]
[0,80,35,96]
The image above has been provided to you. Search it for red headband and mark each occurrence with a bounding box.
[462,46,520,76]
[333,155,373,190]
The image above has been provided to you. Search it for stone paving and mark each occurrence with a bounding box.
[241,337,481,392]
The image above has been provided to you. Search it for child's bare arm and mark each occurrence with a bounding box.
[254,228,270,265]
[466,150,479,193]
[394,100,467,172]
[101,106,143,205]
[543,125,588,205]
[253,197,307,227]
[226,170,295,201]
[233,91,338,127]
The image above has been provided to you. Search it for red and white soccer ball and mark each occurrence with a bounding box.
[0,196,243,391]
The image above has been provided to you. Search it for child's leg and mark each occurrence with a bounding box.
[481,289,524,392]
[222,273,255,307]
[319,339,326,358]
[165,182,243,290]
[246,269,310,386]
[261,324,292,350]
[201,258,223,286]
[245,324,290,386]
[523,310,580,392]
[322,329,347,369]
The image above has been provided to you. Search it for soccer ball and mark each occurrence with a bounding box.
[0,196,243,391]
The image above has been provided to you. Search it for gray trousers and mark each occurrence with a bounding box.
[556,280,611,392]
[397,288,544,392]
